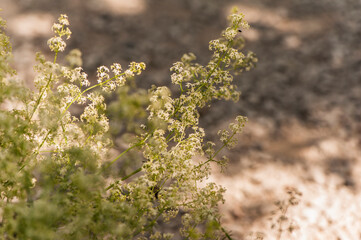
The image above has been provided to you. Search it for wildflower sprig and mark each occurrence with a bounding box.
[1,9,255,240]
[271,187,302,240]
[47,14,71,52]
[197,116,248,171]
[29,14,72,120]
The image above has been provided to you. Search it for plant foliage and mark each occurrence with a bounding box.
[0,9,257,239]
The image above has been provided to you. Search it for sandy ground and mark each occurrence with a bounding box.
[1,0,361,239]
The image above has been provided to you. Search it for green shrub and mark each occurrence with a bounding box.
[0,9,256,239]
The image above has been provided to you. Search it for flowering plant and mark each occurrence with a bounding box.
[0,8,256,239]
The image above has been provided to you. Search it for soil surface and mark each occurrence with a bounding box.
[1,0,361,239]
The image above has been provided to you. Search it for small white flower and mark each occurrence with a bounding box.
[81,78,90,87]
[124,69,134,78]
[47,36,66,52]
[58,14,69,26]
[97,65,109,83]
[111,63,122,75]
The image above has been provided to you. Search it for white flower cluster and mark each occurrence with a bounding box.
[209,39,227,52]
[129,61,146,75]
[52,122,85,152]
[55,64,91,111]
[47,14,71,52]
[62,66,89,86]
[47,37,66,52]
[170,53,198,86]
[79,92,110,156]
[57,83,83,108]
[223,27,238,41]
[147,86,174,122]
[170,63,193,86]
[96,62,145,92]
[228,9,249,30]
[97,65,109,84]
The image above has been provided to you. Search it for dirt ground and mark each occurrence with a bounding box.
[1,0,361,239]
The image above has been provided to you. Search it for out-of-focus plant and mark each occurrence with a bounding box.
[0,8,256,239]
[270,187,302,240]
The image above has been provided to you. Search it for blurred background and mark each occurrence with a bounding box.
[1,0,361,239]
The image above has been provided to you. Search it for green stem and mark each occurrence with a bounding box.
[103,132,152,190]
[119,168,142,183]
[179,83,184,93]
[107,144,139,169]
[121,167,142,181]
[105,167,143,191]
[38,130,51,150]
[30,51,58,119]
[221,226,233,240]
[165,129,175,141]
